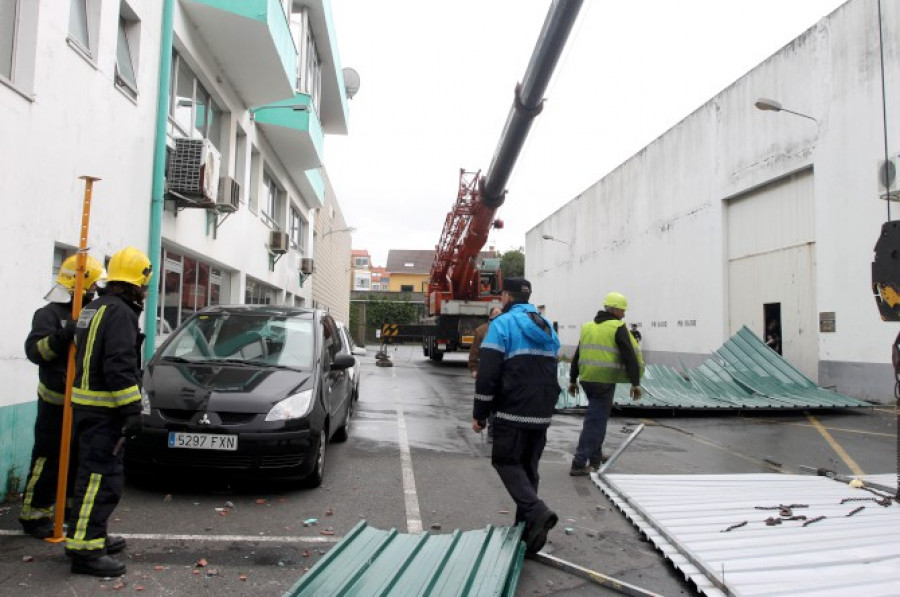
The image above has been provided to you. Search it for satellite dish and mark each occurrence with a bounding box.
[342,67,360,100]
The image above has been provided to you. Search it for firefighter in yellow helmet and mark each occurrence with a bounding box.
[567,291,644,476]
[19,255,105,538]
[65,247,152,577]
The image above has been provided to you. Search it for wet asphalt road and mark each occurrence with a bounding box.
[0,345,895,596]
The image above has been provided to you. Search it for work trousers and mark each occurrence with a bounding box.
[572,382,616,467]
[65,410,124,557]
[491,422,549,527]
[19,400,64,526]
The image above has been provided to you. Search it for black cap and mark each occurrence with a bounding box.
[502,277,532,294]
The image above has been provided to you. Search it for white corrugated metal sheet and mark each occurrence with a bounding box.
[595,473,900,596]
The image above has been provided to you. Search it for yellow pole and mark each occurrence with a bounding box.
[46,176,100,543]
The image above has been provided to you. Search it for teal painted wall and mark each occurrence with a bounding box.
[0,401,36,502]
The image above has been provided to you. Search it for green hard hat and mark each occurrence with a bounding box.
[604,291,628,310]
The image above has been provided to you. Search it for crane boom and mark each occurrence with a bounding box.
[428,0,584,318]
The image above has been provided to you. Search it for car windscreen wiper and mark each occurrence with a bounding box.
[241,360,305,371]
[159,355,194,363]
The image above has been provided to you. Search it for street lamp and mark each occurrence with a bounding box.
[323,226,357,239]
[249,104,308,122]
[541,234,570,245]
[754,98,818,124]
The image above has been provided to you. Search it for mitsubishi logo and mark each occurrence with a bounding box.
[198,413,211,425]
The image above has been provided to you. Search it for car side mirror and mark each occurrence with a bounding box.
[331,353,355,370]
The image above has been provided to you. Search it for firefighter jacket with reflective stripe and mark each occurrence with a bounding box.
[571,312,644,385]
[24,302,73,404]
[72,294,143,413]
[474,302,561,429]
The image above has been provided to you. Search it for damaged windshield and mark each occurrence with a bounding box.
[159,311,315,369]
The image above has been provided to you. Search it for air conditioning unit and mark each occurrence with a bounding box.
[269,230,289,255]
[878,155,900,200]
[300,258,315,275]
[217,177,240,212]
[168,138,220,204]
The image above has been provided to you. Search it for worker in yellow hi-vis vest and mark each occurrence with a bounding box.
[65,247,152,577]
[567,292,644,476]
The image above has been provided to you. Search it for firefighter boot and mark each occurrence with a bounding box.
[70,554,126,577]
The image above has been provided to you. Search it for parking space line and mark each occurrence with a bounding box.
[805,413,865,476]
[743,417,895,438]
[0,529,339,543]
[393,366,423,534]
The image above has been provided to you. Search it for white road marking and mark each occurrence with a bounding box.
[0,529,339,543]
[392,365,423,534]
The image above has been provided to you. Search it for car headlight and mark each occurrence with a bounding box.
[140,388,151,416]
[265,390,314,421]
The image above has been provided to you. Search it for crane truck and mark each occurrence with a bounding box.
[383,0,584,362]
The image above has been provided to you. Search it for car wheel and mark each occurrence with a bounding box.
[332,400,352,443]
[302,429,327,488]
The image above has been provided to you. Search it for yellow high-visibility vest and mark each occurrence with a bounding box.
[578,319,644,383]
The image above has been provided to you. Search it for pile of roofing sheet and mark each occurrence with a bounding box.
[595,472,900,596]
[556,326,870,411]
[283,521,525,597]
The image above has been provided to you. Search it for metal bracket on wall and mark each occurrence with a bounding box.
[206,209,233,238]
[268,252,285,271]
[299,272,310,287]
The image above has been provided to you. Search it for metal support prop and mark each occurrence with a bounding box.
[598,423,645,475]
[47,175,100,543]
[531,552,663,597]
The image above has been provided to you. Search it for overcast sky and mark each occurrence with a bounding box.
[327,0,848,267]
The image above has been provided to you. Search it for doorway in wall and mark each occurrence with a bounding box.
[764,302,782,355]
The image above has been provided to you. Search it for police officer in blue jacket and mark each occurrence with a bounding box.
[472,277,561,555]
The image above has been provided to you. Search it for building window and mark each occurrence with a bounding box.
[289,4,322,114]
[401,285,414,292]
[169,52,223,149]
[249,147,260,214]
[290,207,305,252]
[353,257,368,268]
[261,173,281,229]
[0,0,17,81]
[157,249,227,336]
[0,0,36,94]
[245,277,278,305]
[353,272,370,291]
[68,0,90,54]
[115,4,141,99]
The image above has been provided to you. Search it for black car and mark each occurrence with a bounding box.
[126,305,355,486]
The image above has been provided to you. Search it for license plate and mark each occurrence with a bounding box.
[168,432,238,451]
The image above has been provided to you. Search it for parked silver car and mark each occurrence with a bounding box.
[336,321,365,403]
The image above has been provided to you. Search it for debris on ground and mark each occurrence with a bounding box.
[564,528,575,535]
[256,498,267,505]
[225,501,235,509]
[112,580,126,590]
[163,494,172,502]
[21,556,34,563]
[303,518,318,526]
[430,523,441,530]
[325,507,334,516]
[196,558,208,568]
[321,529,335,536]
[239,574,248,581]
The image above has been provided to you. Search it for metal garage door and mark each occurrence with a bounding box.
[726,169,818,380]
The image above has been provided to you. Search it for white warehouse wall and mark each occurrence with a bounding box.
[527,0,899,404]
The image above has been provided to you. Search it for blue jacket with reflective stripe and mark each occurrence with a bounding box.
[473,302,561,429]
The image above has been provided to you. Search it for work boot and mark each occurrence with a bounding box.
[525,510,558,555]
[20,519,54,539]
[106,535,127,554]
[569,463,593,476]
[70,554,126,577]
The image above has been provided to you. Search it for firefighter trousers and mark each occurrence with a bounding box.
[19,400,65,527]
[65,410,124,557]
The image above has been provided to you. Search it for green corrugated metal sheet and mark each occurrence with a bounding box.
[557,326,871,411]
[283,521,526,597]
